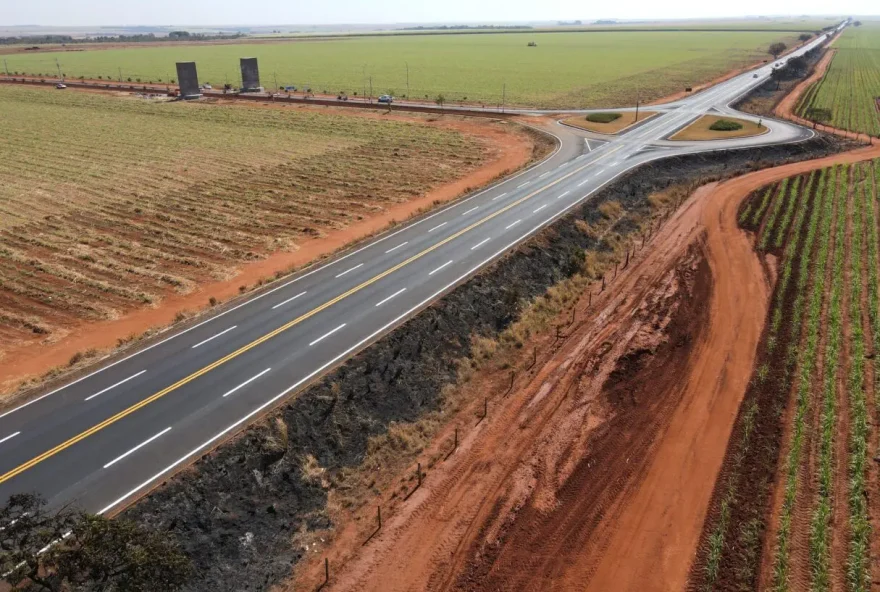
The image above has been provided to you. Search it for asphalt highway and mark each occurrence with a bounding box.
[0,31,833,514]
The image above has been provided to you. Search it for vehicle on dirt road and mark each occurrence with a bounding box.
[55,83,67,89]
[378,94,393,104]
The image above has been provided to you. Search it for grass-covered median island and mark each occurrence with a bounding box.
[709,118,744,131]
[586,112,622,123]
[561,110,657,134]
[670,114,766,140]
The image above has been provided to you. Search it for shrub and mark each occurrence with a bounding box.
[586,112,622,124]
[709,119,744,132]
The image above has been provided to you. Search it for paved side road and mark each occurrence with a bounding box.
[0,31,831,515]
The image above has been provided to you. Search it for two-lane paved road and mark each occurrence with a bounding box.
[0,31,833,514]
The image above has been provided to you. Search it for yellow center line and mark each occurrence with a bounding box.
[0,145,623,486]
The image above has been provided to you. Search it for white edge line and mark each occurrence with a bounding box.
[1,126,564,421]
[335,263,364,278]
[471,238,491,250]
[491,192,508,201]
[271,291,307,310]
[375,288,407,307]
[221,368,272,398]
[103,427,172,469]
[83,370,147,402]
[384,241,408,254]
[309,324,347,347]
[96,158,627,517]
[190,326,237,350]
[0,432,20,445]
[428,260,453,276]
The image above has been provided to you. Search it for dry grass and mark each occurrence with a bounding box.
[669,114,767,141]
[0,85,492,352]
[560,111,658,135]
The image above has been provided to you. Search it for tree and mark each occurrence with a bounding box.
[1,494,192,592]
[798,33,812,42]
[435,94,446,107]
[769,42,787,59]
[769,66,785,90]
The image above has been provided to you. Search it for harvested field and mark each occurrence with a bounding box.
[692,156,880,591]
[0,84,509,368]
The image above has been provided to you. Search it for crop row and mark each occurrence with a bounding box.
[769,170,822,348]
[845,163,869,592]
[771,166,835,591]
[808,165,846,591]
[797,26,880,137]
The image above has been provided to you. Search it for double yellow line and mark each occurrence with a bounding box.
[0,145,622,486]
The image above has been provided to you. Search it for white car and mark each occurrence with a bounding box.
[377,94,393,104]
[55,83,67,89]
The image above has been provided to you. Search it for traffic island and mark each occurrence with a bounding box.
[561,111,657,135]
[670,114,767,141]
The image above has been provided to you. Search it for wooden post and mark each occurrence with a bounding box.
[377,505,382,529]
[483,398,488,419]
[601,275,606,292]
[325,558,329,584]
[417,462,422,488]
[454,427,458,450]
[614,262,618,279]
[589,291,592,306]
[624,250,630,269]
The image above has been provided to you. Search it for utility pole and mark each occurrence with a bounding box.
[118,67,122,82]
[369,76,373,103]
[55,58,62,81]
[634,80,640,122]
[501,83,506,113]
[405,61,409,98]
[3,59,8,76]
[274,72,278,92]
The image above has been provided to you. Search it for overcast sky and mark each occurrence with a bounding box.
[5,0,877,27]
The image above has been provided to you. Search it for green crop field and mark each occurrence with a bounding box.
[3,30,809,109]
[797,22,880,137]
